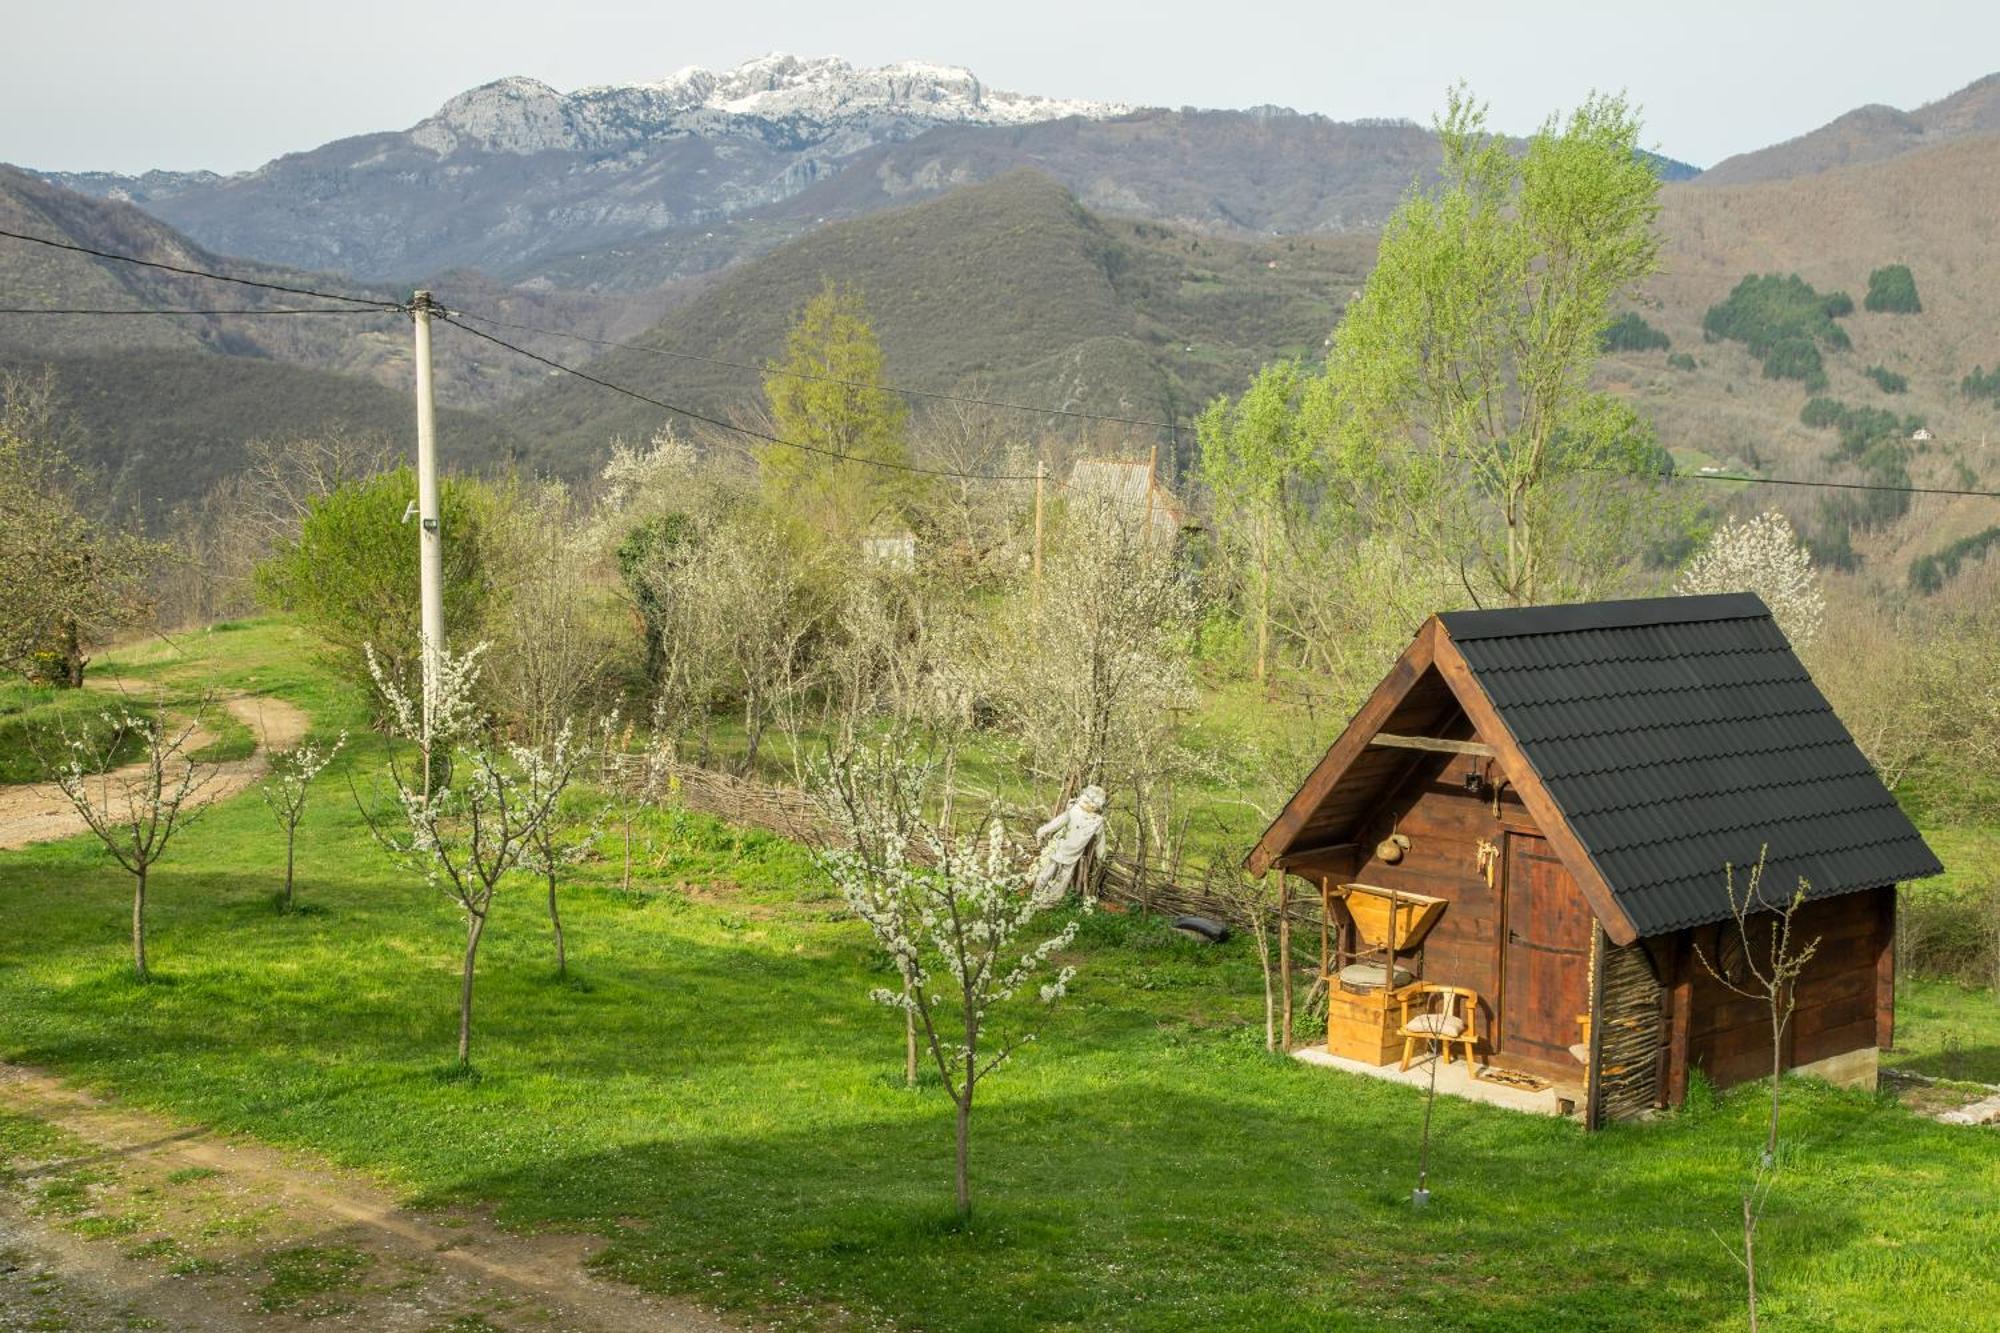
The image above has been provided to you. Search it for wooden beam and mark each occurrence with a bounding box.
[1667,932,1694,1106]
[1367,733,1497,758]
[1270,841,1358,869]
[1245,619,1439,876]
[1876,885,1897,1050]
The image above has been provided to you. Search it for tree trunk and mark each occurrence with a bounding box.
[547,868,567,978]
[1279,879,1293,1050]
[1743,1194,1759,1333]
[458,912,486,1066]
[1259,923,1276,1052]
[61,617,86,689]
[1254,521,1271,690]
[131,865,148,981]
[283,822,297,912]
[622,818,633,895]
[904,987,918,1088]
[956,1017,976,1218]
[1765,1010,1784,1165]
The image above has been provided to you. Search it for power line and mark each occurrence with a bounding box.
[0,237,1990,505]
[0,227,404,311]
[447,306,1184,434]
[440,313,1044,483]
[0,306,391,316]
[1583,463,2000,501]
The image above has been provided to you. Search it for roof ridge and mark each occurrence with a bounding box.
[1440,592,1770,640]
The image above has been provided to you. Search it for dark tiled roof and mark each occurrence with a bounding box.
[1439,593,1942,936]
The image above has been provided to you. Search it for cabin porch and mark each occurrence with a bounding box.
[1290,1043,1587,1119]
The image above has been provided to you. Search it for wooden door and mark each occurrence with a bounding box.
[1500,834,1594,1069]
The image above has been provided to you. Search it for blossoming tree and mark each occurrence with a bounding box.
[51,697,217,981]
[815,744,1079,1217]
[517,722,593,978]
[260,730,346,912]
[364,640,564,1065]
[1676,510,1825,650]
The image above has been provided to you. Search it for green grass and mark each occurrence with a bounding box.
[259,1244,373,1313]
[1,622,1997,1329]
[0,684,151,784]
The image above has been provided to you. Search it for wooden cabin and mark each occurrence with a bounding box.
[1246,594,1943,1125]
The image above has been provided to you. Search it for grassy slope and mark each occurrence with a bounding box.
[509,172,1374,474]
[0,622,1995,1331]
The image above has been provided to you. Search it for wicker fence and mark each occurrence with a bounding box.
[610,756,1327,935]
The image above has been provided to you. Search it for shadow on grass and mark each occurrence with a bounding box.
[421,1078,1852,1333]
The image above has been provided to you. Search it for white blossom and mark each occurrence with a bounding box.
[1676,510,1825,649]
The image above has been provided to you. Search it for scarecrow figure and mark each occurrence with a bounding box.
[1032,785,1107,900]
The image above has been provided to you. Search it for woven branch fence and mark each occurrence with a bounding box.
[608,757,1329,937]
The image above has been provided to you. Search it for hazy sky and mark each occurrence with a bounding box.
[7,1,1997,174]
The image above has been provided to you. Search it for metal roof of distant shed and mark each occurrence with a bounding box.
[1438,593,1942,936]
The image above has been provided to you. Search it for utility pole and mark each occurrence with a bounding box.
[1032,458,1045,588]
[410,291,446,770]
[1143,444,1158,550]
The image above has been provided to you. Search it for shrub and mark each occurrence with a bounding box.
[1667,352,1697,372]
[1865,365,1908,394]
[1821,291,1856,318]
[1600,312,1671,352]
[1909,525,2000,594]
[1703,273,1850,353]
[256,467,506,690]
[1797,398,1925,461]
[1964,365,2000,404]
[1864,264,1922,313]
[1761,336,1825,390]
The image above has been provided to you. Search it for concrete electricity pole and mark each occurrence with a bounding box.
[410,291,446,758]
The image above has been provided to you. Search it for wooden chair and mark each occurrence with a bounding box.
[1569,1014,1593,1066]
[1397,984,1482,1072]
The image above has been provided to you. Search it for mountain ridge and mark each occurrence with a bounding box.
[27,54,1695,282]
[1700,71,2000,185]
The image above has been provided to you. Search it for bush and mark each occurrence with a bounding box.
[1866,364,1908,394]
[1821,290,1856,318]
[1864,264,1922,313]
[1909,525,2000,594]
[1667,352,1697,372]
[1600,312,1671,352]
[1703,272,1851,353]
[257,467,507,689]
[1899,880,1999,987]
[1761,336,1826,390]
[1964,365,2000,404]
[1797,398,1924,461]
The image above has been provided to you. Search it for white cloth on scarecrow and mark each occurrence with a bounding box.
[1031,786,1107,899]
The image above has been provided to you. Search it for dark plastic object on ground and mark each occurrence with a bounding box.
[1172,915,1229,942]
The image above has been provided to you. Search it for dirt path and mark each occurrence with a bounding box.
[0,1064,740,1331]
[0,692,310,851]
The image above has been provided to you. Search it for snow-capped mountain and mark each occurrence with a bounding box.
[33,55,1136,277]
[408,55,1128,156]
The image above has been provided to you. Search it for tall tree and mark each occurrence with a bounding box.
[0,372,157,685]
[1196,360,1316,688]
[761,282,915,536]
[1314,87,1668,605]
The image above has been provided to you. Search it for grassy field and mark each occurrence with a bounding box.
[1,621,1997,1330]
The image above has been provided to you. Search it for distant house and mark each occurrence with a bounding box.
[860,532,916,570]
[1063,458,1190,547]
[1911,427,1934,442]
[1247,594,1941,1125]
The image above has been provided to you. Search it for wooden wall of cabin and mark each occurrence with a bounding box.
[1673,886,1895,1093]
[1317,747,1541,1054]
